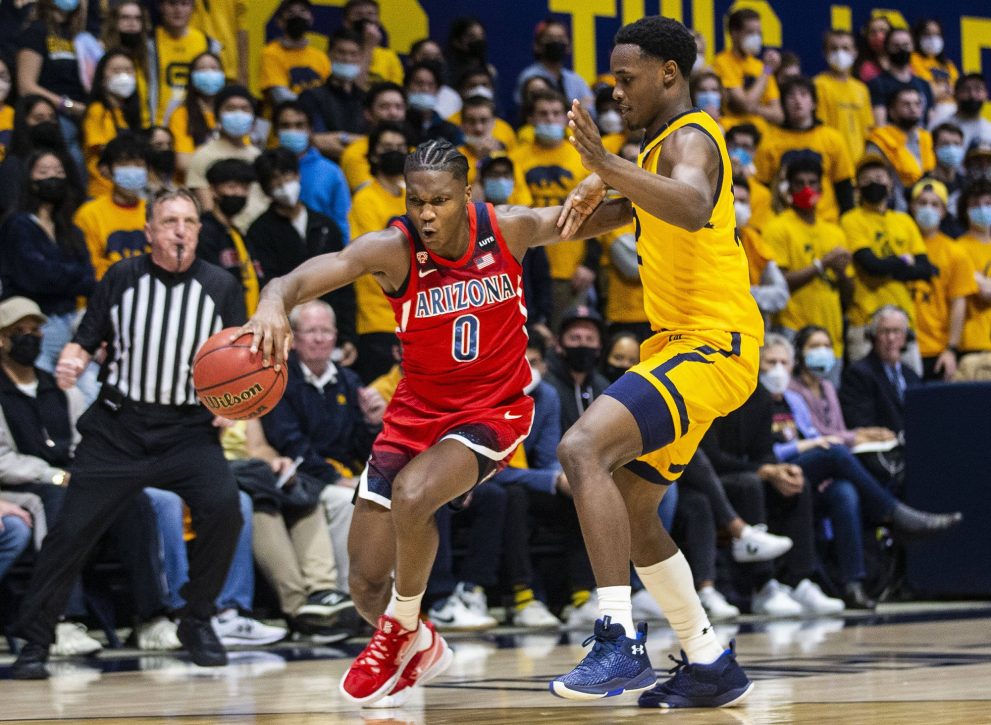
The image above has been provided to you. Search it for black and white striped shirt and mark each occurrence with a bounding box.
[75,256,246,407]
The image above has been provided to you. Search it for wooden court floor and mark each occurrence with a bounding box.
[2,602,990,724]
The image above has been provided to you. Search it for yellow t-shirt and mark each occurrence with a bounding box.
[259,41,330,96]
[813,72,875,165]
[739,225,773,286]
[369,46,403,86]
[910,52,959,104]
[911,232,979,356]
[754,123,854,223]
[169,103,216,155]
[747,177,773,233]
[82,103,130,199]
[713,49,779,132]
[635,109,763,340]
[763,208,847,354]
[191,0,244,85]
[369,364,403,403]
[601,222,647,324]
[73,194,148,280]
[841,206,926,327]
[0,105,14,164]
[867,125,935,189]
[447,112,518,153]
[154,26,211,124]
[341,136,370,191]
[509,140,588,280]
[956,233,991,352]
[349,178,406,335]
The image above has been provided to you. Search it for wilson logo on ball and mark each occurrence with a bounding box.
[201,382,264,409]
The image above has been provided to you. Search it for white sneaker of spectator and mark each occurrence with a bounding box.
[429,587,497,631]
[137,616,181,651]
[752,579,803,617]
[563,593,599,629]
[789,579,846,616]
[513,599,560,628]
[698,586,740,619]
[212,609,288,646]
[631,588,666,621]
[732,524,793,563]
[52,622,103,656]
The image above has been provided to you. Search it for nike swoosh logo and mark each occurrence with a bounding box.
[419,268,438,277]
[504,412,522,420]
[746,544,759,555]
[431,613,455,623]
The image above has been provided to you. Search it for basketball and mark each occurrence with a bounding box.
[192,327,287,420]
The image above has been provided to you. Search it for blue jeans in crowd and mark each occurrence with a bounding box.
[145,488,254,613]
[37,312,75,375]
[0,515,32,580]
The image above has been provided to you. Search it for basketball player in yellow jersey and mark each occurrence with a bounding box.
[550,17,758,709]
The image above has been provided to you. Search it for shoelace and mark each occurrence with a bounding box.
[665,651,695,682]
[354,628,404,675]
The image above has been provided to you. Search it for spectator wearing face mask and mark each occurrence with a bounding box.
[152,0,221,125]
[546,306,610,434]
[868,28,933,127]
[762,157,850,358]
[444,16,497,95]
[955,179,991,358]
[407,38,461,119]
[82,50,143,198]
[907,179,977,380]
[855,16,891,84]
[866,87,935,200]
[259,0,329,109]
[814,30,875,170]
[713,8,783,132]
[403,61,463,148]
[449,66,517,151]
[926,122,967,236]
[946,74,991,152]
[458,96,506,185]
[341,0,403,87]
[169,52,224,179]
[145,125,179,193]
[731,177,789,332]
[593,85,627,154]
[514,18,594,114]
[691,71,724,129]
[338,81,406,192]
[910,19,958,124]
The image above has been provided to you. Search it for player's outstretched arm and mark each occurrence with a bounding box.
[568,99,719,232]
[497,199,632,260]
[238,228,408,367]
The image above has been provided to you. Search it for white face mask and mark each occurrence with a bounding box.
[523,365,542,394]
[692,53,705,72]
[598,109,624,135]
[106,72,137,99]
[734,200,752,228]
[740,33,762,57]
[827,49,855,72]
[920,36,944,57]
[464,85,494,100]
[272,179,301,207]
[760,362,790,395]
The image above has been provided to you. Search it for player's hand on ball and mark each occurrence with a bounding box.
[558,173,607,239]
[237,298,292,370]
[211,415,235,428]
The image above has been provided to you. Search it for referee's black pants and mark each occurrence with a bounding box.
[14,401,243,648]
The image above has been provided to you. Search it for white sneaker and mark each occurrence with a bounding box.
[752,579,802,617]
[454,582,495,621]
[513,599,561,628]
[790,579,845,616]
[732,524,794,563]
[211,609,288,646]
[429,594,497,630]
[631,588,665,621]
[136,616,181,651]
[698,586,740,619]
[563,593,599,628]
[52,622,103,656]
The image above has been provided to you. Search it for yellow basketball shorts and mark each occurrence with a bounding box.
[603,329,760,484]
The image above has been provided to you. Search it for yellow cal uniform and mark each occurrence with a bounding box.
[910,232,978,357]
[509,140,587,280]
[867,125,935,189]
[813,72,875,164]
[154,26,211,124]
[712,50,778,135]
[259,41,330,97]
[956,233,991,352]
[617,109,763,483]
[754,123,854,223]
[350,178,406,336]
[82,103,133,198]
[340,136,371,191]
[763,208,847,354]
[841,206,926,327]
[73,195,148,280]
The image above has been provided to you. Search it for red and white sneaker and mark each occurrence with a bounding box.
[363,620,453,709]
[339,615,430,705]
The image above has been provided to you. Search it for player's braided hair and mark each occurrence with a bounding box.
[405,139,469,183]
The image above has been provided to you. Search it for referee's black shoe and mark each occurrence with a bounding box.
[178,616,228,667]
[12,642,50,680]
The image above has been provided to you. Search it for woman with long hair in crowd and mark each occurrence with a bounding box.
[169,51,225,179]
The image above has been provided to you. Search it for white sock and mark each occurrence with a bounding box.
[384,585,424,631]
[597,585,636,637]
[636,552,724,664]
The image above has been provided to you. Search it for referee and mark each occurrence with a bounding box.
[12,189,246,679]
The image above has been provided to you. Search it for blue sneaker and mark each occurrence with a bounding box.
[549,616,656,700]
[637,639,753,709]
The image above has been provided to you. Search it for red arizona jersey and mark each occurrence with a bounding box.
[386,202,531,412]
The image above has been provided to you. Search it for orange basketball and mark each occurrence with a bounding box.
[192,327,287,420]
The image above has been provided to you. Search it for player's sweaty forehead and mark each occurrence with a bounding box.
[406,169,465,202]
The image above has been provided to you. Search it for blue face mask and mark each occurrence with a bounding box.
[804,346,836,376]
[53,0,79,12]
[279,129,309,154]
[729,147,753,167]
[407,92,437,112]
[936,144,964,169]
[696,90,721,110]
[913,205,941,231]
[220,110,254,137]
[534,123,565,143]
[332,62,360,81]
[483,177,514,203]
[112,165,147,192]
[191,69,226,97]
[969,204,991,230]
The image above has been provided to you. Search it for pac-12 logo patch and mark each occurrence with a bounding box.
[416,251,429,264]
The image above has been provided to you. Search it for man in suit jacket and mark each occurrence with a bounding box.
[840,305,922,435]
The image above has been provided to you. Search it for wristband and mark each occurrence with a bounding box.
[812,258,825,276]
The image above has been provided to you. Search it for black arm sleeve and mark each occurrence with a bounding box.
[907,253,937,280]
[835,178,855,214]
[853,248,909,278]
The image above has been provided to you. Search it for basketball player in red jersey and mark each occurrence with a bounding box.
[239,139,630,708]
